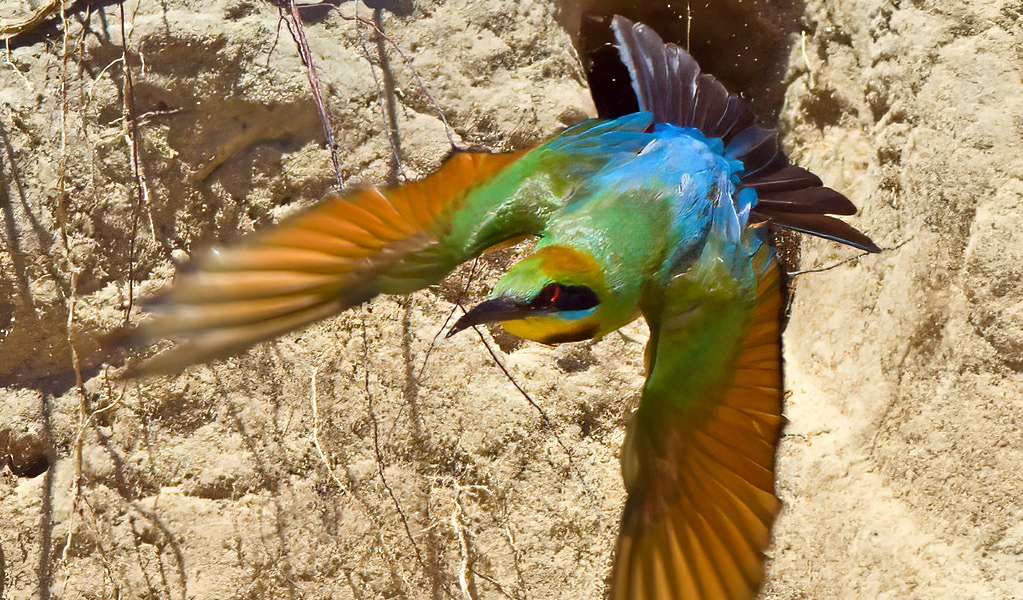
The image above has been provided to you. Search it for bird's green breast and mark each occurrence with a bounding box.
[645,279,755,410]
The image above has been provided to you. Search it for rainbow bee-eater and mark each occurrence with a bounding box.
[134,16,878,600]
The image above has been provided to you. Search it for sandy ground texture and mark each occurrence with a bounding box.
[1,0,1021,598]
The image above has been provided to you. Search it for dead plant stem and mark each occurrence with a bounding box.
[461,311,582,482]
[308,367,351,494]
[451,491,476,600]
[282,0,343,188]
[118,0,153,325]
[360,323,427,572]
[336,9,460,150]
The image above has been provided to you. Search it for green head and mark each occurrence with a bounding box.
[448,244,639,344]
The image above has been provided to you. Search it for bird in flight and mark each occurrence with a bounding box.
[133,15,878,600]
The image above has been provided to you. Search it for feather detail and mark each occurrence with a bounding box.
[757,212,882,253]
[610,16,748,145]
[609,15,880,253]
[755,187,858,216]
[133,151,526,374]
[613,261,785,600]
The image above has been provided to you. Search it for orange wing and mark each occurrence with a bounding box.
[136,151,527,374]
[612,261,784,599]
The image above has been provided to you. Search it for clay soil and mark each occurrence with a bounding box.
[1,0,1021,598]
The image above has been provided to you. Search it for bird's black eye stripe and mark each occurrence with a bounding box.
[533,283,599,312]
[554,285,599,311]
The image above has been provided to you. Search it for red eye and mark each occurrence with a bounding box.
[532,283,599,312]
[535,283,562,306]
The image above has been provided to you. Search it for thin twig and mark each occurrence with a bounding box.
[56,8,88,591]
[801,31,817,90]
[417,303,460,381]
[372,9,404,181]
[360,324,426,571]
[333,8,461,150]
[467,322,554,430]
[504,524,528,600]
[281,0,343,188]
[787,251,867,277]
[60,270,86,591]
[55,0,71,254]
[788,238,900,277]
[460,310,583,485]
[60,372,123,595]
[309,367,350,494]
[469,567,518,600]
[3,39,33,90]
[350,6,406,182]
[78,493,123,596]
[307,349,416,596]
[86,57,123,101]
[451,490,477,600]
[417,257,483,381]
[119,0,153,325]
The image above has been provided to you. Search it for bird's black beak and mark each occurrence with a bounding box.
[447,297,531,338]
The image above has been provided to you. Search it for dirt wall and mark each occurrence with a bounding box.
[1,0,1020,598]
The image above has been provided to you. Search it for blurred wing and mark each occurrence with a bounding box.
[612,260,784,600]
[136,151,526,374]
[610,15,879,253]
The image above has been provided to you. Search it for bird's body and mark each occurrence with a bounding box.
[132,16,878,600]
[441,114,766,349]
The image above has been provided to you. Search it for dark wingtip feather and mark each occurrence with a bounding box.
[740,165,823,191]
[604,15,878,253]
[712,96,756,142]
[611,15,728,140]
[607,15,879,253]
[764,212,882,253]
[754,187,858,216]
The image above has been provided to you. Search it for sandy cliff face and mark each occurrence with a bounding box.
[768,1,1023,598]
[1,0,1020,598]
